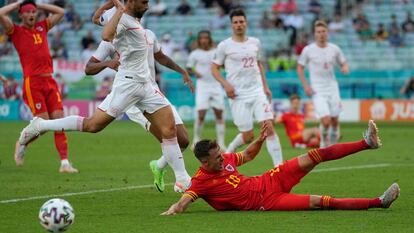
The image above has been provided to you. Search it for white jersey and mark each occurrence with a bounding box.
[113,14,150,82]
[186,48,221,89]
[212,37,264,99]
[298,42,346,94]
[93,29,160,87]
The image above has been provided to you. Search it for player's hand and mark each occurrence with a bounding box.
[224,84,236,99]
[304,85,314,97]
[161,204,179,216]
[264,86,272,100]
[259,121,271,141]
[183,72,194,93]
[341,65,349,75]
[107,59,120,71]
[112,0,125,11]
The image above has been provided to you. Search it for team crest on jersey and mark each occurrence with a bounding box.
[35,103,41,110]
[225,164,234,172]
[36,26,43,32]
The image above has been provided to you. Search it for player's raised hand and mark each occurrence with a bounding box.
[112,0,125,11]
[224,83,236,99]
[259,121,271,141]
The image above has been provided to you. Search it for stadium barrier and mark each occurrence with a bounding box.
[1,99,412,122]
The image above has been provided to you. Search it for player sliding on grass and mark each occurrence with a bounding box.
[18,0,193,193]
[162,120,400,215]
[0,0,77,173]
[86,0,192,193]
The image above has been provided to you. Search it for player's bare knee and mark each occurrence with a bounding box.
[160,124,177,138]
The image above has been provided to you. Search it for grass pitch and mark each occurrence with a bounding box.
[0,121,413,233]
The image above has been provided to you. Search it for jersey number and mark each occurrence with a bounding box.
[225,175,241,188]
[242,57,254,68]
[33,33,42,45]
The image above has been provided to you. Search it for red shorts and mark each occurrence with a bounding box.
[22,75,63,115]
[260,158,311,210]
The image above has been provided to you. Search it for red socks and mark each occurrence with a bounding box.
[308,140,370,164]
[54,132,68,160]
[320,196,381,210]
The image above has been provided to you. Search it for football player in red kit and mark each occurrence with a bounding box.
[0,0,77,172]
[279,94,320,148]
[162,120,399,215]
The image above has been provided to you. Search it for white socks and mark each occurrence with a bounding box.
[38,116,84,132]
[226,133,245,153]
[216,122,225,148]
[193,118,203,145]
[319,124,329,148]
[266,134,283,166]
[156,155,168,170]
[161,137,190,182]
[60,159,70,166]
[329,126,339,145]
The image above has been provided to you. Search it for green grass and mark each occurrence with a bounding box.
[0,121,413,233]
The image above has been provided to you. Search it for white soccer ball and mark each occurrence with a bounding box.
[38,198,75,232]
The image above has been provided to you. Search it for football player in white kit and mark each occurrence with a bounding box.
[186,30,226,150]
[211,9,283,166]
[88,1,191,192]
[18,0,194,192]
[297,20,349,148]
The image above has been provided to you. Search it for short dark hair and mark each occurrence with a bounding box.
[20,0,37,9]
[289,94,301,101]
[194,139,218,161]
[229,8,246,21]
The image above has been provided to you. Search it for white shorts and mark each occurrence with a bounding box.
[195,85,225,111]
[229,95,273,132]
[98,76,169,118]
[312,93,342,119]
[126,103,183,131]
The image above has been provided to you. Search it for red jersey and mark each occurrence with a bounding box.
[280,112,305,146]
[7,20,53,77]
[184,153,266,211]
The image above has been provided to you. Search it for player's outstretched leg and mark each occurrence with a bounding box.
[307,120,380,166]
[317,183,400,210]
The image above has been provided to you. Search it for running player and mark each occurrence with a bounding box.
[18,0,193,192]
[162,120,400,214]
[211,9,283,166]
[278,94,319,148]
[297,20,349,147]
[88,0,192,193]
[0,0,77,172]
[186,30,226,150]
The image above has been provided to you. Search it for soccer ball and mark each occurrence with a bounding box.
[38,198,75,232]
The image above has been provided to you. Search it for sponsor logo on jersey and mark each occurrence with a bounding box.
[225,164,234,172]
[36,26,43,32]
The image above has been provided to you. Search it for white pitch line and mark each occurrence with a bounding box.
[0,183,173,204]
[0,163,393,204]
[312,163,391,173]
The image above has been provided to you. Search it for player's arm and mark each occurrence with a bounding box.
[0,1,20,34]
[258,61,272,99]
[102,0,124,42]
[161,195,193,216]
[92,0,114,25]
[240,121,270,164]
[37,3,65,30]
[85,56,120,75]
[211,63,236,99]
[297,64,314,97]
[154,50,194,93]
[336,47,349,74]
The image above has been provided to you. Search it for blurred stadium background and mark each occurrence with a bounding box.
[0,0,413,122]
